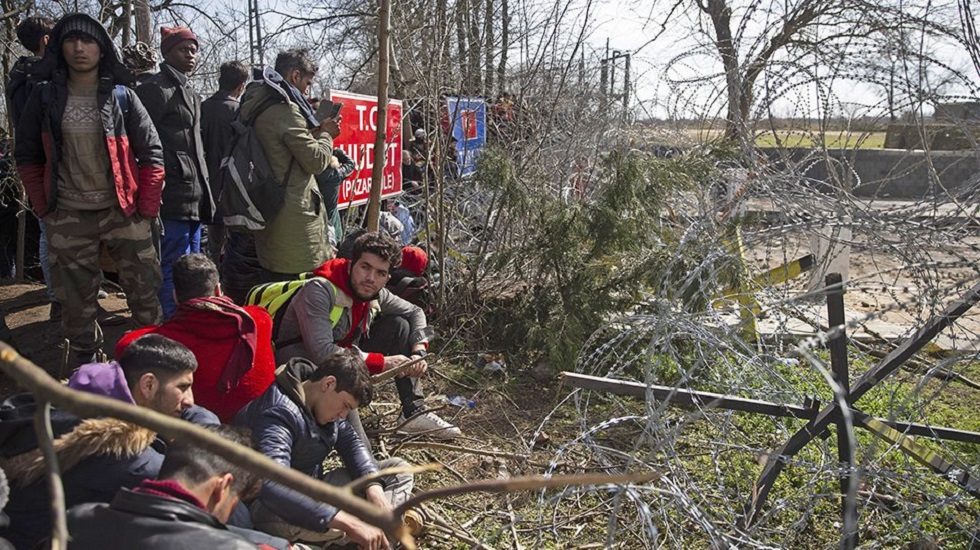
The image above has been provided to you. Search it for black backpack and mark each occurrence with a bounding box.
[388,268,432,314]
[215,97,294,232]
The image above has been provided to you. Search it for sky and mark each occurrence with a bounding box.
[587,0,980,120]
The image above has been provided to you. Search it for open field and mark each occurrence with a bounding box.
[674,128,888,149]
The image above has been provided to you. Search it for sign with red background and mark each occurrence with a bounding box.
[329,91,403,209]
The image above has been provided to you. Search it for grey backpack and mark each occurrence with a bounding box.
[216,97,294,231]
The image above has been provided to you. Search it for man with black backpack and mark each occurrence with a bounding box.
[14,13,165,366]
[235,49,341,281]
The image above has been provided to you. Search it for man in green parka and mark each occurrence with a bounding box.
[239,49,341,280]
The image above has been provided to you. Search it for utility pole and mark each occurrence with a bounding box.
[366,0,391,232]
[248,0,264,67]
[135,0,151,44]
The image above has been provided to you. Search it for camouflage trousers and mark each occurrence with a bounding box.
[45,206,163,353]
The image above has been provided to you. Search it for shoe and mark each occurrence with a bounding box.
[397,412,461,440]
[98,305,128,327]
[49,302,62,322]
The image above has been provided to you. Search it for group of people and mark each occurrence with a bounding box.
[1,11,453,550]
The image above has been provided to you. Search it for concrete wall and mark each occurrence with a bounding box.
[759,147,979,199]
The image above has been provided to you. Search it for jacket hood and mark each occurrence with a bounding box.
[33,13,133,85]
[2,417,156,487]
[240,66,318,128]
[170,296,258,393]
[274,358,318,412]
[68,362,137,404]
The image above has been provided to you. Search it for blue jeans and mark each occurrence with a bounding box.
[158,219,201,319]
[39,221,57,301]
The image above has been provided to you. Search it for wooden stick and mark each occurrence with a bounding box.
[0,342,404,539]
[397,441,529,462]
[372,355,428,384]
[35,399,66,550]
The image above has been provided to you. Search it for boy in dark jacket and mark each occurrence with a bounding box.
[67,425,279,550]
[235,351,413,549]
[13,13,165,365]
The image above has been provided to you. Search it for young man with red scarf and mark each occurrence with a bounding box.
[273,232,459,439]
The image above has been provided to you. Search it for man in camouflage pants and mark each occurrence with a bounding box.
[15,13,165,364]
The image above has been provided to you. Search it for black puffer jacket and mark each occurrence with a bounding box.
[234,358,378,532]
[136,63,213,222]
[67,489,260,549]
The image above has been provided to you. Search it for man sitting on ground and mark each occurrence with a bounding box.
[116,253,276,423]
[235,351,413,549]
[0,335,214,549]
[273,231,458,438]
[67,425,275,549]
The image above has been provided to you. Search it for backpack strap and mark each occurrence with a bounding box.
[273,279,346,350]
[113,85,129,118]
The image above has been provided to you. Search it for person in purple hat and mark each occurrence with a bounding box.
[0,334,217,549]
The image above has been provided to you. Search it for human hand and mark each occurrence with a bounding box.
[321,115,342,139]
[383,355,427,377]
[330,510,390,550]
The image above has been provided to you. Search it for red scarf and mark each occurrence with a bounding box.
[313,258,370,346]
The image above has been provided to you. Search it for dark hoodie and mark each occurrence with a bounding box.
[13,13,164,219]
[5,55,44,129]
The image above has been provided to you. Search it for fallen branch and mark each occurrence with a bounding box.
[0,342,408,546]
[396,441,529,462]
[35,399,66,550]
[393,471,661,517]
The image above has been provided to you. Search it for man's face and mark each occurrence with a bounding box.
[350,252,391,301]
[313,377,359,424]
[62,34,101,74]
[147,370,195,417]
[164,39,198,74]
[288,69,315,96]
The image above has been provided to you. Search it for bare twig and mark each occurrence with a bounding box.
[396,441,529,462]
[35,399,66,550]
[393,471,660,517]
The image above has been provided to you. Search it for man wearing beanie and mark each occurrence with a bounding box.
[136,26,214,320]
[14,13,165,367]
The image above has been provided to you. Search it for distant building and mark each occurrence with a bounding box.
[933,101,980,123]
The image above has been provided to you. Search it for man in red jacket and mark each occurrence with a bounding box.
[117,253,276,423]
[14,13,165,365]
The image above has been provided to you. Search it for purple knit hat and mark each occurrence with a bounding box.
[68,362,137,405]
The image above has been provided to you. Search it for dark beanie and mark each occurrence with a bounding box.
[160,26,197,54]
[58,14,108,52]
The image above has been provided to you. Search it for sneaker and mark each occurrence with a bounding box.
[397,412,461,440]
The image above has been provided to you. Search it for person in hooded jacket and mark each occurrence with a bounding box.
[0,334,215,549]
[13,12,165,367]
[116,253,276,423]
[239,49,341,279]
